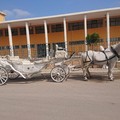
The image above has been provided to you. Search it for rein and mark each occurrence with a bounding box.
[96,46,120,63]
[92,54,116,63]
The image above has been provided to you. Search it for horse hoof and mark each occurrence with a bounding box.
[110,78,114,81]
[84,77,88,81]
[109,77,114,81]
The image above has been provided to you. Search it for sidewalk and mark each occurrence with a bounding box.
[41,66,120,74]
[87,67,120,73]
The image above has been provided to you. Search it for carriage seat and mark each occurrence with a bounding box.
[5,55,20,60]
[5,55,32,65]
[55,50,67,58]
[0,56,7,60]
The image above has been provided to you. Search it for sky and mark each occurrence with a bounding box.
[0,0,120,20]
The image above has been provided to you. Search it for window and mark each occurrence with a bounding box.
[12,28,18,36]
[87,19,103,29]
[37,44,47,57]
[51,24,64,32]
[35,26,44,34]
[68,22,84,31]
[69,40,85,45]
[0,46,5,50]
[0,30,3,37]
[20,27,26,35]
[14,45,19,49]
[5,29,8,36]
[6,46,9,49]
[110,37,120,42]
[31,44,35,48]
[29,26,34,34]
[99,39,103,42]
[118,37,120,41]
[52,42,65,51]
[110,17,120,26]
[21,45,27,48]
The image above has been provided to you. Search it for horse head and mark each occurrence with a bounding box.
[111,42,120,58]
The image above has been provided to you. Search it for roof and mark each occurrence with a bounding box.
[0,7,120,28]
[0,11,6,16]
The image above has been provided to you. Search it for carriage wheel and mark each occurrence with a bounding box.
[62,64,70,80]
[62,64,70,75]
[8,70,19,79]
[0,67,9,85]
[51,66,66,83]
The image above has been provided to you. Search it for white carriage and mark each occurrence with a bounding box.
[0,45,83,85]
[0,57,62,85]
[0,45,78,85]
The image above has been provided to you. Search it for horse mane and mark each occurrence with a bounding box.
[112,42,120,53]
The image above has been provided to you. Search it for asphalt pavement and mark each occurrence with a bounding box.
[0,68,120,120]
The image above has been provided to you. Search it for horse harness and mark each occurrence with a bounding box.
[84,46,119,65]
[110,46,120,58]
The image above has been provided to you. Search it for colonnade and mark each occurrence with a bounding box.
[7,12,110,58]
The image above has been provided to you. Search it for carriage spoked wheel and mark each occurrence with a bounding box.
[0,66,9,85]
[8,70,19,80]
[51,66,66,83]
[61,64,70,80]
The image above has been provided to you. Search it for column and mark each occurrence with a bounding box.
[106,12,110,49]
[44,20,49,59]
[8,24,14,56]
[84,15,88,51]
[63,18,68,53]
[25,22,31,59]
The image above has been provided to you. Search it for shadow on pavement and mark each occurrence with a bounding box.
[69,71,120,83]
[7,73,52,85]
[6,70,120,85]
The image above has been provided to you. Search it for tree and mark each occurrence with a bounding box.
[86,33,100,50]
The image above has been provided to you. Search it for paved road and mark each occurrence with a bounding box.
[0,69,120,120]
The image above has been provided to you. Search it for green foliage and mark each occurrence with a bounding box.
[86,33,100,46]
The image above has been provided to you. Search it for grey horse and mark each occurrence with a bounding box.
[81,43,120,81]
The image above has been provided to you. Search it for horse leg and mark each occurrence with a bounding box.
[108,68,114,81]
[83,67,88,81]
[86,67,91,78]
[82,61,92,80]
[108,63,116,81]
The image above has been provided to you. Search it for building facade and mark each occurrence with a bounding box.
[0,7,120,58]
